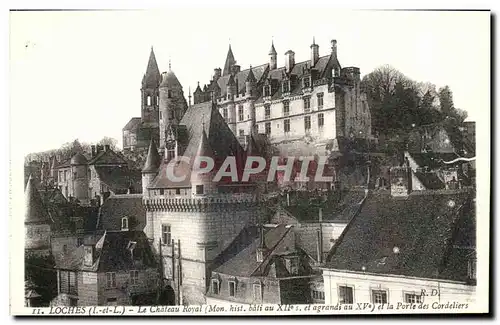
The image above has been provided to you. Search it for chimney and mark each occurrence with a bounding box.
[91,145,96,158]
[285,50,295,73]
[331,39,337,57]
[310,38,319,67]
[104,144,110,152]
[213,68,221,80]
[231,65,241,75]
[256,225,268,263]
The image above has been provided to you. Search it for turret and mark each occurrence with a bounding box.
[142,139,161,197]
[310,37,319,67]
[24,175,51,256]
[191,128,216,196]
[245,66,257,97]
[269,41,277,70]
[227,74,237,98]
[70,153,89,204]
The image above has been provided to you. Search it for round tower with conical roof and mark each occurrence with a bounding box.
[70,153,89,204]
[25,175,51,256]
[142,139,161,196]
[159,65,188,152]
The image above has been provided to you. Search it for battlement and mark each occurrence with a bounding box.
[144,193,259,212]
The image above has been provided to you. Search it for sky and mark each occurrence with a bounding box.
[10,9,490,155]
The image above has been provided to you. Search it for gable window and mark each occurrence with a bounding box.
[263,85,271,97]
[338,285,354,304]
[264,105,271,120]
[404,293,422,304]
[304,116,311,131]
[265,122,271,136]
[371,289,387,304]
[318,113,324,128]
[284,119,290,133]
[130,270,139,286]
[303,77,311,88]
[121,217,129,231]
[253,283,262,301]
[303,97,311,112]
[317,92,324,108]
[282,80,290,93]
[196,185,204,195]
[162,224,172,246]
[238,105,244,121]
[283,101,290,116]
[106,272,117,289]
[212,279,220,295]
[223,108,228,121]
[229,281,236,297]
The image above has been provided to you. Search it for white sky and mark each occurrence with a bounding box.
[10,10,490,155]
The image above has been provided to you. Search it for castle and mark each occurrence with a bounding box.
[123,39,373,156]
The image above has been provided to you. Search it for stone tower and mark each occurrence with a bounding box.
[141,47,162,126]
[158,65,188,151]
[142,139,161,198]
[25,175,51,257]
[70,153,89,204]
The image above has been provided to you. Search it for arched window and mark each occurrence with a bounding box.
[121,217,129,231]
[147,96,151,106]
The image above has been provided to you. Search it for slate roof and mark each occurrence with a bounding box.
[97,194,146,232]
[55,230,157,272]
[222,45,237,76]
[217,64,268,98]
[123,117,142,131]
[214,225,306,277]
[88,149,128,166]
[142,139,161,173]
[94,166,142,194]
[142,47,161,88]
[25,175,51,224]
[325,189,475,282]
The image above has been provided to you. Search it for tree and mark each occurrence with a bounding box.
[438,85,455,114]
[98,136,119,151]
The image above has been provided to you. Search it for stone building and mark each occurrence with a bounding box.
[123,48,188,153]
[322,165,476,306]
[24,175,52,257]
[193,39,373,156]
[53,230,158,306]
[142,100,260,305]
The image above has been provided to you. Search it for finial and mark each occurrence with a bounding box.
[168,58,171,71]
[313,36,316,45]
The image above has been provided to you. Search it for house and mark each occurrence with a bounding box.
[322,166,476,306]
[53,230,158,306]
[206,224,319,305]
[96,193,146,232]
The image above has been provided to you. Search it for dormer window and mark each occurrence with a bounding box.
[121,217,129,231]
[285,257,299,275]
[282,80,290,93]
[303,76,311,88]
[263,85,271,97]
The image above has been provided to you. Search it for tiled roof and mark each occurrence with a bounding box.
[97,194,146,232]
[325,189,475,282]
[56,230,157,272]
[123,117,142,131]
[94,166,142,194]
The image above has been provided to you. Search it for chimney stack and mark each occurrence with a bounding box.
[91,145,96,158]
[231,65,241,75]
[310,37,319,67]
[104,144,110,152]
[285,50,295,73]
[331,39,337,57]
[213,68,221,80]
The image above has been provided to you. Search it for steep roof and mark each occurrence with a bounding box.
[70,153,88,165]
[88,149,128,166]
[325,190,475,282]
[123,117,142,131]
[94,166,142,194]
[142,139,161,173]
[25,175,51,224]
[142,47,161,88]
[160,70,183,89]
[217,64,268,98]
[269,41,277,55]
[97,194,146,232]
[55,230,157,272]
[222,45,237,76]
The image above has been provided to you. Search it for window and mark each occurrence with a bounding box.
[265,122,271,135]
[304,116,311,131]
[196,185,204,195]
[175,188,181,195]
[59,270,77,295]
[283,101,290,116]
[264,85,271,97]
[303,77,311,88]
[238,105,244,121]
[212,279,219,294]
[264,105,271,119]
[282,81,290,93]
[318,113,324,128]
[157,95,159,105]
[162,224,172,246]
[229,281,236,297]
[121,217,129,231]
[339,286,354,304]
[159,188,165,195]
[167,149,175,161]
[317,93,324,108]
[223,108,228,121]
[312,290,325,300]
[159,111,162,120]
[239,129,245,137]
[404,293,422,304]
[77,237,84,246]
[284,119,290,133]
[304,97,311,112]
[106,272,116,289]
[130,270,139,286]
[253,283,262,300]
[147,96,151,106]
[287,257,299,275]
[371,290,388,304]
[168,90,172,98]
[168,110,174,120]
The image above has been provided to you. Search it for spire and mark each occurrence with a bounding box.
[246,65,257,83]
[269,40,277,55]
[222,44,236,76]
[143,47,161,88]
[142,139,161,173]
[25,175,50,224]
